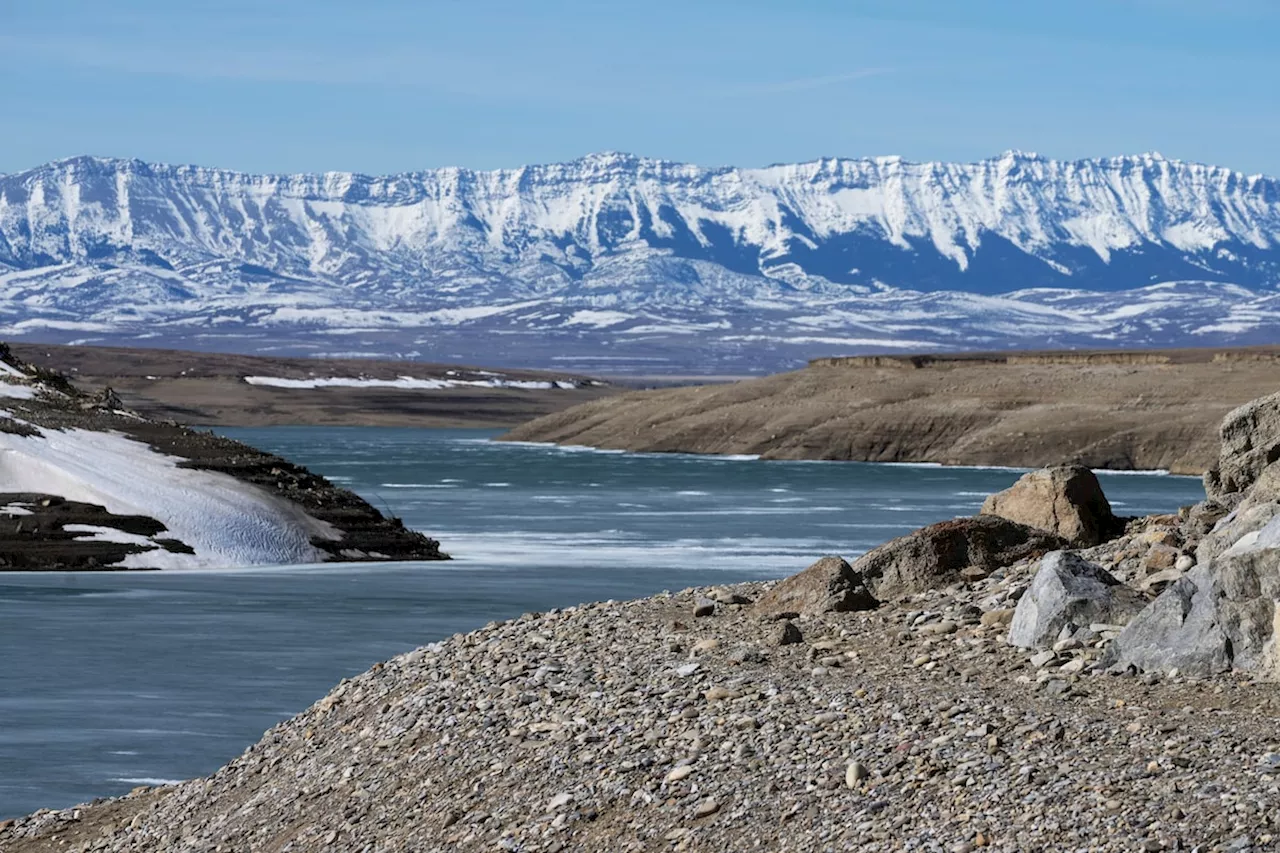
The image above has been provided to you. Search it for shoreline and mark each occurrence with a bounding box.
[501,350,1280,475]
[494,436,1196,476]
[7,568,1276,851]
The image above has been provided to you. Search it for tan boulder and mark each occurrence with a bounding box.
[980,465,1119,547]
[754,555,877,616]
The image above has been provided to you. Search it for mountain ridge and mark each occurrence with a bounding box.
[1,151,1278,372]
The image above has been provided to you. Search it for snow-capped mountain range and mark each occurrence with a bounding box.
[1,151,1278,373]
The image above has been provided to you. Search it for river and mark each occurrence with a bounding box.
[0,427,1206,817]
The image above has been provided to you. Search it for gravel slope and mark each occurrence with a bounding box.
[6,566,1279,852]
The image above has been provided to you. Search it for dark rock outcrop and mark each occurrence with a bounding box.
[754,556,877,616]
[980,465,1120,547]
[853,516,1065,601]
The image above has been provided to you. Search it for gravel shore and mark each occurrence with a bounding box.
[6,564,1278,852]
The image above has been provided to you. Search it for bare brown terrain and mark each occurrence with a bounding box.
[9,343,619,427]
[503,346,1280,474]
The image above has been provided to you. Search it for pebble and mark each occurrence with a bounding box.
[667,765,694,783]
[845,761,870,787]
[980,608,1015,627]
[693,799,720,819]
[1029,650,1058,668]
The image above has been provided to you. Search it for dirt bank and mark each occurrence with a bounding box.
[503,346,1280,474]
[10,343,618,428]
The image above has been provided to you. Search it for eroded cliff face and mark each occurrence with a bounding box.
[502,352,1280,474]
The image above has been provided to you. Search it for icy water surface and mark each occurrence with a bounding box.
[0,427,1205,817]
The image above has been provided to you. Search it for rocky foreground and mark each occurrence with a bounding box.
[502,347,1280,474]
[10,393,1280,850]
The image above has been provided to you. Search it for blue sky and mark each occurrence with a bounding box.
[2,0,1277,176]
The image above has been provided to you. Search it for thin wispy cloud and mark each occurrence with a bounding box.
[713,67,893,97]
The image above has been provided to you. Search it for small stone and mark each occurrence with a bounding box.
[770,620,804,646]
[729,646,768,664]
[1043,679,1071,697]
[693,798,720,819]
[675,663,701,677]
[1030,650,1058,668]
[845,761,870,787]
[667,765,693,783]
[704,685,740,703]
[693,597,716,617]
[1059,658,1086,675]
[918,620,958,636]
[1141,544,1179,573]
[710,587,751,605]
[980,608,1016,627]
[547,792,573,812]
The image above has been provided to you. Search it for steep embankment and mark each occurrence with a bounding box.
[503,348,1280,474]
[0,345,445,569]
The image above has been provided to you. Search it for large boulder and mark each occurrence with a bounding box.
[980,465,1119,547]
[754,555,877,616]
[853,516,1065,601]
[1008,552,1146,650]
[1106,516,1280,677]
[1204,391,1280,499]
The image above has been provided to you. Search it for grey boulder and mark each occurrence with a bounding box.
[1107,515,1280,677]
[1008,551,1146,650]
[1204,391,1280,499]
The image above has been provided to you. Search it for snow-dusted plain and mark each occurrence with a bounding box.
[1,151,1278,372]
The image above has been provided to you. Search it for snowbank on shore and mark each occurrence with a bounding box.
[0,426,337,568]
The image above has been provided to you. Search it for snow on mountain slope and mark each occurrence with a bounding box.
[0,151,1277,372]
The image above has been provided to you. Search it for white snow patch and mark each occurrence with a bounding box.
[0,428,338,568]
[63,524,161,548]
[244,375,568,391]
[0,381,35,399]
[563,310,632,328]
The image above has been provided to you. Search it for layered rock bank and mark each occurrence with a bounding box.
[0,345,445,569]
[502,348,1280,473]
